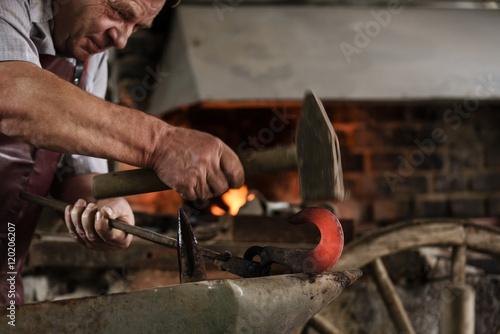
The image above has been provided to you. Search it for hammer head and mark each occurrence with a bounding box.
[296,91,346,203]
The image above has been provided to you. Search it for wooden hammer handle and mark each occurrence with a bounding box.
[93,169,169,199]
[92,145,297,199]
[240,145,297,177]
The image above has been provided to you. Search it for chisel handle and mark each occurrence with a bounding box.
[92,145,297,199]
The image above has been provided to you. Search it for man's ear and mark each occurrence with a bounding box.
[166,0,181,8]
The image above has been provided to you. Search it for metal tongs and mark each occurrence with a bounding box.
[21,192,342,283]
[20,192,270,280]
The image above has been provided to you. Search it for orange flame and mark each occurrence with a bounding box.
[211,185,249,216]
[211,205,226,216]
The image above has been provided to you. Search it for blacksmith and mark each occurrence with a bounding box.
[0,0,244,305]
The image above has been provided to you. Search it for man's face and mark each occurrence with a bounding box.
[53,0,165,61]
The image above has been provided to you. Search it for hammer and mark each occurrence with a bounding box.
[92,91,345,202]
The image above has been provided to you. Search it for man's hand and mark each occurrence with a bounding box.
[64,197,134,252]
[0,63,244,202]
[151,126,245,201]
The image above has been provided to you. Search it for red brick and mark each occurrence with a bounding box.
[371,153,444,172]
[485,146,500,167]
[410,103,449,122]
[368,105,406,122]
[449,146,480,168]
[450,198,484,218]
[415,200,449,218]
[325,102,369,123]
[470,174,500,191]
[340,151,364,172]
[434,174,466,192]
[376,176,428,195]
[353,128,387,147]
[373,200,411,222]
[486,197,500,217]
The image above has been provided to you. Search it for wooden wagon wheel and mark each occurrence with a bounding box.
[306,218,500,334]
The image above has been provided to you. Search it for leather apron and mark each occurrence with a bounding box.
[0,55,87,306]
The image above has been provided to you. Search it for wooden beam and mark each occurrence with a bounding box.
[451,245,467,285]
[307,314,342,334]
[335,220,500,271]
[441,284,475,334]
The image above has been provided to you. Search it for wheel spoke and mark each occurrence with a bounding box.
[370,257,416,334]
[451,245,467,285]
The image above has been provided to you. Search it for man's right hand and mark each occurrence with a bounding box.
[149,126,245,201]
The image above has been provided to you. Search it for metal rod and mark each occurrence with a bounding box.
[20,192,276,278]
[20,191,68,213]
[19,191,220,258]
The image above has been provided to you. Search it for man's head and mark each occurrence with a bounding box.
[52,0,166,61]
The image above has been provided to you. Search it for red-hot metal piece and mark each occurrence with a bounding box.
[289,207,344,274]
[244,207,344,275]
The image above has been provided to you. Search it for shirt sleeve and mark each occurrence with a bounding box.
[0,0,40,65]
[58,154,109,178]
[85,51,109,100]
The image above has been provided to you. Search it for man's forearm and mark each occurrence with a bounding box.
[0,61,164,169]
[0,60,245,200]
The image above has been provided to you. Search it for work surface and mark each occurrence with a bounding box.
[0,270,361,333]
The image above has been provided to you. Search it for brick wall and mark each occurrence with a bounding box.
[328,100,500,226]
[165,100,500,228]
